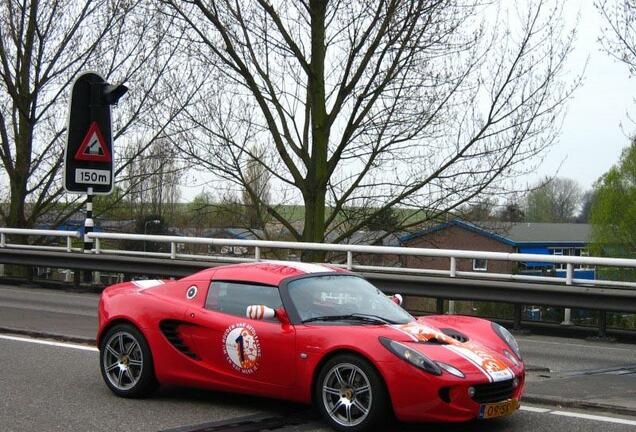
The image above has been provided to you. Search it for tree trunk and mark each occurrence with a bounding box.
[301,187,327,262]
[300,0,329,263]
[6,172,31,278]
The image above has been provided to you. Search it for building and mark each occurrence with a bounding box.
[400,220,594,279]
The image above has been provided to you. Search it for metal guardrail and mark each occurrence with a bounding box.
[2,228,633,287]
[0,228,635,332]
[0,228,80,253]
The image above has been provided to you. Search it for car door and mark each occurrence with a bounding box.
[186,280,296,397]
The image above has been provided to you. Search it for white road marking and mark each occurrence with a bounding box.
[0,334,97,352]
[520,406,551,413]
[550,410,636,426]
[521,405,636,426]
[518,338,636,352]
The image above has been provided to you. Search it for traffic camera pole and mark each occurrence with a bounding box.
[83,187,94,283]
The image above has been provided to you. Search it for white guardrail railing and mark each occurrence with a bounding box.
[1,227,636,290]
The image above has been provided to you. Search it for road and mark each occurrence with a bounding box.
[1,334,636,432]
[1,284,636,431]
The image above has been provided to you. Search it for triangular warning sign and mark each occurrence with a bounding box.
[74,122,111,162]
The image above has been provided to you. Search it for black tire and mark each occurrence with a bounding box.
[99,323,158,398]
[314,354,389,432]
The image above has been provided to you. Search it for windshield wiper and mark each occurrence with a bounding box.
[302,313,395,325]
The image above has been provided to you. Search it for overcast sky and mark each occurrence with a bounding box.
[530,0,636,191]
[185,2,636,202]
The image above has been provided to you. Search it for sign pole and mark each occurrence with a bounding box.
[83,187,94,283]
[64,72,127,285]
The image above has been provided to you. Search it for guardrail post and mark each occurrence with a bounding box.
[0,233,5,248]
[94,238,100,254]
[562,263,574,326]
[436,298,444,314]
[513,304,522,331]
[598,311,608,338]
[171,242,177,259]
[448,257,456,314]
[66,236,72,253]
[347,251,353,270]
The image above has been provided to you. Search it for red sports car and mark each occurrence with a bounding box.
[98,262,525,431]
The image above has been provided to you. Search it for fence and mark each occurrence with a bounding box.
[1,227,635,336]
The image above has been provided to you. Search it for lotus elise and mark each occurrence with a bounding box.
[97,261,525,431]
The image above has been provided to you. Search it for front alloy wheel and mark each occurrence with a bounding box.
[316,354,388,432]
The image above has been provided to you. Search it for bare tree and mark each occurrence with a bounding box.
[497,201,526,222]
[525,176,583,222]
[597,0,636,74]
[576,190,595,223]
[123,138,183,222]
[458,198,498,222]
[242,144,271,229]
[165,0,577,260]
[0,0,199,231]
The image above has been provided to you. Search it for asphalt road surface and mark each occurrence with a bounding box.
[1,334,636,432]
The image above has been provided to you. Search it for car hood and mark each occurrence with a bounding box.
[385,320,517,382]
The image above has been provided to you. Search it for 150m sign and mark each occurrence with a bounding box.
[75,168,111,185]
[64,72,127,194]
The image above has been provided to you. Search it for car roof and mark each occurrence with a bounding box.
[205,261,348,285]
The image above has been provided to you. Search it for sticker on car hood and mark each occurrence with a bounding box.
[390,322,457,344]
[443,344,514,382]
[390,322,514,382]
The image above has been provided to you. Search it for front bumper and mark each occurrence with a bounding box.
[381,360,525,423]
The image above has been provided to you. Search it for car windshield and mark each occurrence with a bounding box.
[287,275,413,324]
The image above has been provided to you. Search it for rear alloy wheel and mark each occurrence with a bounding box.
[316,354,388,432]
[100,324,157,398]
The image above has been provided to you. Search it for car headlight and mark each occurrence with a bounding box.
[379,337,441,376]
[491,322,522,360]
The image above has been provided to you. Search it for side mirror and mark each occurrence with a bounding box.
[246,305,276,320]
[275,307,290,325]
[390,294,403,306]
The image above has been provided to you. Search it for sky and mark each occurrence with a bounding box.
[184,1,636,202]
[530,0,636,191]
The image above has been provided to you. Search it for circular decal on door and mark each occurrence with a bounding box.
[222,323,261,374]
[186,285,198,299]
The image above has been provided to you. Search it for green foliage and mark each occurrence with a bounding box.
[93,187,127,219]
[590,140,636,259]
[186,192,216,229]
[363,207,400,232]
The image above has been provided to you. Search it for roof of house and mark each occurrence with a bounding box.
[202,227,266,240]
[497,222,591,244]
[401,220,592,247]
[326,230,402,247]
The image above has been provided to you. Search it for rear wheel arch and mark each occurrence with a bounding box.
[98,318,146,348]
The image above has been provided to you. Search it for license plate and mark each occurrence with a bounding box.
[479,399,519,419]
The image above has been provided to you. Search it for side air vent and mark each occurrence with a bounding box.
[159,320,199,360]
[440,328,469,343]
